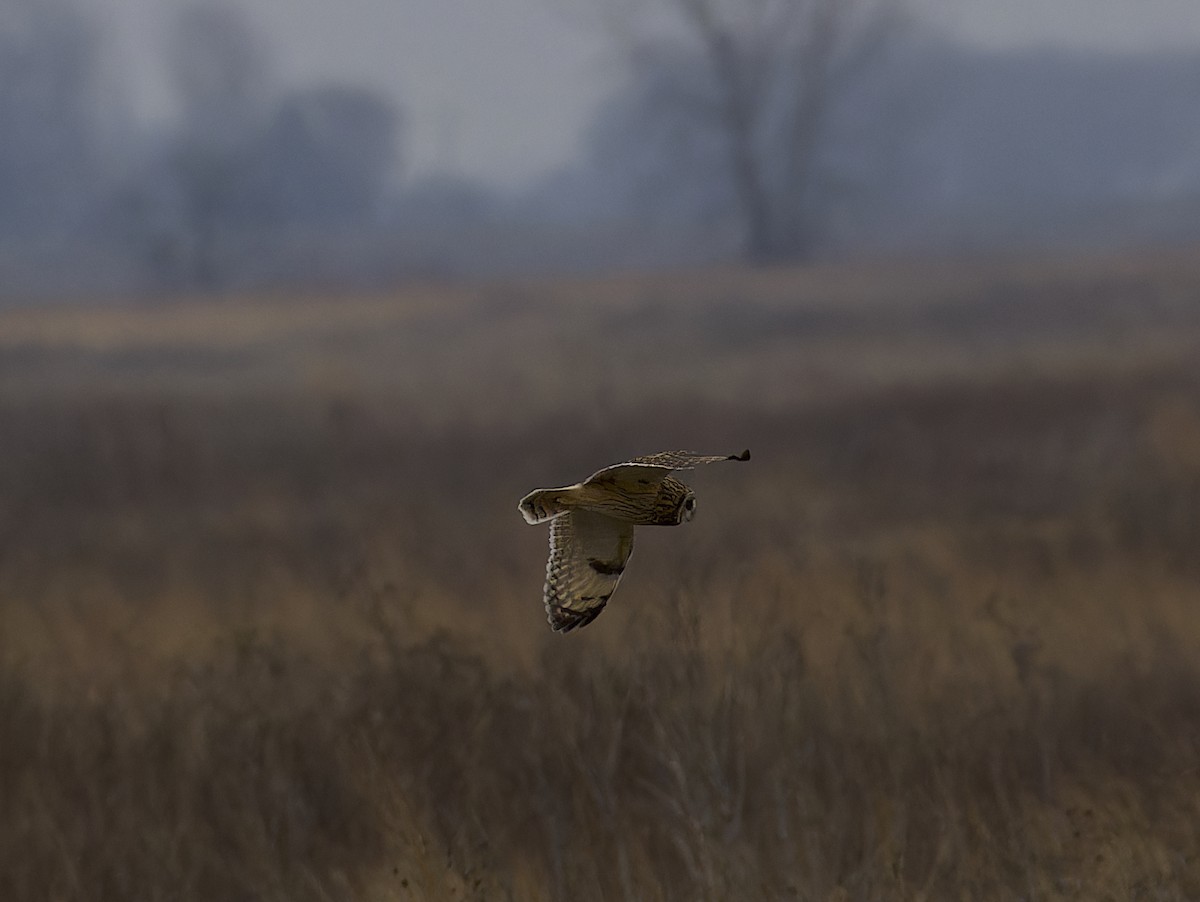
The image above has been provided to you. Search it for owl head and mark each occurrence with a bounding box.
[650,475,697,525]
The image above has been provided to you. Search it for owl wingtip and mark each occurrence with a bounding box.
[730,448,750,461]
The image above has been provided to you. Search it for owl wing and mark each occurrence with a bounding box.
[586,449,750,491]
[544,510,635,633]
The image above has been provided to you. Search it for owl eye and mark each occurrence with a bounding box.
[684,497,695,510]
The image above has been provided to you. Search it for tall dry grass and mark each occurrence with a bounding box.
[3,252,1200,899]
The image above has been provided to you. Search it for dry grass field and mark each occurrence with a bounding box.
[3,250,1200,900]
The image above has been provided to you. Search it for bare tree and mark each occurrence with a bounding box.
[165,4,270,288]
[253,85,400,226]
[0,0,107,237]
[170,4,268,146]
[583,0,906,261]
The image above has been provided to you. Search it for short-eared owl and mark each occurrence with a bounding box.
[519,450,750,632]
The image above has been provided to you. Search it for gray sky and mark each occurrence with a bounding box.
[89,0,1200,188]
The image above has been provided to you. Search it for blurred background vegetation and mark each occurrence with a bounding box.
[4,0,1200,298]
[4,1,1200,899]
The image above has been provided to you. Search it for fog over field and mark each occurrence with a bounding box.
[5,0,1200,297]
[89,0,1200,185]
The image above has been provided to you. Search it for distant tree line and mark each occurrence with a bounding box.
[3,0,1200,300]
[570,2,1200,263]
[0,0,401,294]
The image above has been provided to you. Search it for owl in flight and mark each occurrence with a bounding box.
[519,449,750,632]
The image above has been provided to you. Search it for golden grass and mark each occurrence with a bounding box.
[3,251,1200,899]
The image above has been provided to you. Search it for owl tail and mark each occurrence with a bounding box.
[519,488,571,524]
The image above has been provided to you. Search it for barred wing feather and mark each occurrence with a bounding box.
[544,511,635,632]
[586,449,750,491]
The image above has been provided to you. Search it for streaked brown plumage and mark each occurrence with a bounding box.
[519,449,750,632]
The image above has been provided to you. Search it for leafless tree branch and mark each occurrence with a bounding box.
[573,0,906,260]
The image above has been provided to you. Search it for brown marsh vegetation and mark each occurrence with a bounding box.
[3,251,1200,899]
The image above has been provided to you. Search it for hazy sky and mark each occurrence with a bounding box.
[88,0,1200,188]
